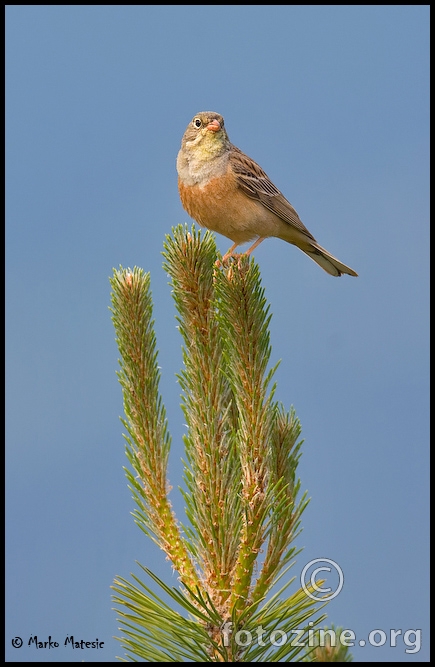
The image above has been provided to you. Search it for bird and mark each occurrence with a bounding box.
[177,111,358,277]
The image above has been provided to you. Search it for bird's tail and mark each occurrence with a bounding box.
[303,242,358,277]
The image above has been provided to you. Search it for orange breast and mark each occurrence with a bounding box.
[178,169,272,244]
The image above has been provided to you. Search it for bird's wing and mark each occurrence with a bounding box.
[229,145,315,240]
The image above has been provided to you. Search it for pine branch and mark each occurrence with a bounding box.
[162,228,242,615]
[110,267,199,590]
[215,257,277,612]
[252,405,308,602]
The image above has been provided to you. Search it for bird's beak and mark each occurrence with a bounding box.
[206,119,221,132]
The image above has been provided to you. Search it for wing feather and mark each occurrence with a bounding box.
[229,145,315,240]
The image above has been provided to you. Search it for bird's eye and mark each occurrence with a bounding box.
[193,118,202,129]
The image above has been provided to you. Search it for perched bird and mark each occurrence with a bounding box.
[177,111,357,277]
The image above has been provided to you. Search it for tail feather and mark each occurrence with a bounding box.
[303,243,358,277]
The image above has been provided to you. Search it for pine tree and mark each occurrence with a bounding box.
[109,225,352,662]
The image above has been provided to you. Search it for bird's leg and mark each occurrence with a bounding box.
[218,242,240,265]
[222,242,239,262]
[244,237,265,256]
[217,237,265,269]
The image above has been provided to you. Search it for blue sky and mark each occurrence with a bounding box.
[6,5,429,662]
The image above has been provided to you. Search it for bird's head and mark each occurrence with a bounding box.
[180,112,230,159]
